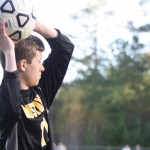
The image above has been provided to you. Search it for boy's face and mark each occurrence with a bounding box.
[20,50,45,89]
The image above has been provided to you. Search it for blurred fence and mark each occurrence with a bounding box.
[67,145,150,150]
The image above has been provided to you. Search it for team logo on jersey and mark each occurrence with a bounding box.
[21,94,49,146]
[21,94,44,118]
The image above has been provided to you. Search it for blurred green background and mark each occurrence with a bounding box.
[48,0,150,148]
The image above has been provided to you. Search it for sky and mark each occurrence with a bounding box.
[0,0,150,83]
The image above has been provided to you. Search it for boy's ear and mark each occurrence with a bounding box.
[17,59,27,72]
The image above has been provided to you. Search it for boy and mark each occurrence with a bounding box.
[0,19,74,150]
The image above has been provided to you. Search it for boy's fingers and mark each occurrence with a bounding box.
[2,19,5,34]
[0,22,3,36]
[0,19,6,36]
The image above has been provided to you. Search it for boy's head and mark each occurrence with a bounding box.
[0,35,45,69]
[0,35,46,89]
[15,35,45,64]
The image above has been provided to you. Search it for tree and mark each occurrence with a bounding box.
[50,0,150,147]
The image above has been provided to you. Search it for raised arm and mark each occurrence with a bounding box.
[0,20,20,138]
[34,20,74,108]
[34,20,58,38]
[0,19,16,72]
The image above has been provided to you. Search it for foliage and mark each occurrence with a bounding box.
[49,0,150,147]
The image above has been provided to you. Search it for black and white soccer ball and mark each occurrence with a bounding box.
[0,0,36,43]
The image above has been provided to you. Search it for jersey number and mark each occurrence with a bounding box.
[41,118,48,147]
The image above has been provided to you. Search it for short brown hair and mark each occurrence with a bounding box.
[15,35,45,64]
[0,35,45,69]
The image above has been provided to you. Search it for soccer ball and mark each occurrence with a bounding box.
[0,0,36,43]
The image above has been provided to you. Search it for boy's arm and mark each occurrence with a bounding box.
[34,20,74,108]
[0,19,16,72]
[34,20,58,39]
[0,20,20,138]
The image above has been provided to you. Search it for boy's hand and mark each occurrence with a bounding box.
[0,19,15,53]
[0,19,16,72]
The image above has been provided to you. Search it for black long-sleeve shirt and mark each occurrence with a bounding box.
[0,30,74,150]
